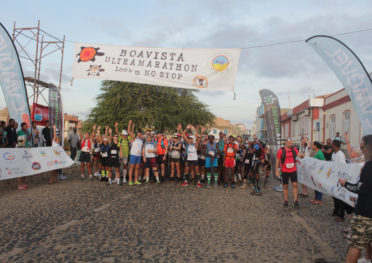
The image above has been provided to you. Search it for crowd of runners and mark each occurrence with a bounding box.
[73,120,272,195]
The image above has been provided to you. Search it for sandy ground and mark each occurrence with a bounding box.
[0,167,349,263]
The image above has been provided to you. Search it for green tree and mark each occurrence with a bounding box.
[87,81,214,132]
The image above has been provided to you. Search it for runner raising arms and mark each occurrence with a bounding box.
[117,121,131,184]
[156,131,168,182]
[99,136,110,182]
[78,123,95,180]
[91,126,101,178]
[128,120,144,186]
[181,125,201,187]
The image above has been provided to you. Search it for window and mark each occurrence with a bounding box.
[285,123,289,138]
[329,114,336,138]
[343,111,351,136]
[291,121,296,137]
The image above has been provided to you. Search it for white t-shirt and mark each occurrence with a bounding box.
[187,144,198,161]
[332,150,346,163]
[52,140,60,147]
[130,137,143,156]
[144,142,156,158]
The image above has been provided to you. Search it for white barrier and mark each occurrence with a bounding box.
[0,146,74,181]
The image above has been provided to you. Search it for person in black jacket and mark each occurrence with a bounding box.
[42,120,52,146]
[339,134,372,263]
[5,119,17,148]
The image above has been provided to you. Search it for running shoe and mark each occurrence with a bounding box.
[197,182,202,188]
[207,184,211,188]
[80,174,84,180]
[224,184,228,188]
[283,201,289,208]
[157,180,161,184]
[89,175,93,180]
[240,184,248,189]
[214,183,218,188]
[182,181,188,187]
[129,181,134,186]
[293,201,300,209]
[231,184,235,189]
[256,189,262,196]
[145,180,150,184]
[134,181,142,185]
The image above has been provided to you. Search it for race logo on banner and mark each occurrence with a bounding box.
[0,146,74,181]
[72,43,241,92]
[297,157,361,207]
[32,103,49,126]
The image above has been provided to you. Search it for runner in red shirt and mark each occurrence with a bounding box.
[276,138,300,208]
[224,136,238,188]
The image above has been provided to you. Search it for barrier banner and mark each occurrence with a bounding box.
[259,89,281,177]
[0,146,73,181]
[297,157,361,207]
[306,35,372,135]
[49,84,63,143]
[72,43,241,92]
[0,23,32,128]
[32,103,49,126]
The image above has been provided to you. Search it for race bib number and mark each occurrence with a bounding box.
[209,150,215,157]
[111,150,117,155]
[286,163,294,169]
[102,152,108,157]
[245,159,250,164]
[94,148,100,153]
[227,147,233,153]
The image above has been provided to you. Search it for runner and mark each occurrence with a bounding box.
[263,145,271,187]
[156,131,168,182]
[128,120,144,186]
[241,143,253,189]
[275,138,300,208]
[78,123,94,180]
[99,137,110,182]
[223,135,238,189]
[169,133,182,183]
[197,135,207,187]
[181,125,201,187]
[107,134,121,185]
[218,132,226,184]
[250,137,265,196]
[142,134,161,184]
[117,121,131,184]
[91,127,101,178]
[235,136,244,184]
[205,134,219,188]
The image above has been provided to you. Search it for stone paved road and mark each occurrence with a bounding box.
[0,168,348,263]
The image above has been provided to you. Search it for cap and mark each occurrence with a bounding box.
[103,137,108,142]
[172,133,178,138]
[122,130,128,136]
[151,131,156,135]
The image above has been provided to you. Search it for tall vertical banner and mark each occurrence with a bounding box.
[259,89,281,177]
[49,84,63,143]
[72,43,241,92]
[306,35,372,135]
[0,23,31,128]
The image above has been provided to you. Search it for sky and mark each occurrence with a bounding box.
[1,0,372,130]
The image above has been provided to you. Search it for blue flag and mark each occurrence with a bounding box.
[306,35,372,135]
[0,23,31,128]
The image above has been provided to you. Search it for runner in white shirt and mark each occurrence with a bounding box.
[142,135,161,184]
[127,120,144,186]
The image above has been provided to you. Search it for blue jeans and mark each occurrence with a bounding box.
[315,190,323,201]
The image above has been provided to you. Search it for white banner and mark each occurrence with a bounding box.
[72,43,241,91]
[297,157,361,207]
[0,146,74,181]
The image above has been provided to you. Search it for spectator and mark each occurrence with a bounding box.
[322,138,333,161]
[68,127,80,161]
[5,119,17,148]
[31,121,40,147]
[17,122,31,148]
[339,134,372,263]
[310,141,326,205]
[0,128,7,148]
[16,134,29,190]
[334,131,343,143]
[42,120,52,146]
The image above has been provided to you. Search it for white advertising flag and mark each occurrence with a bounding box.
[0,146,74,181]
[72,43,241,91]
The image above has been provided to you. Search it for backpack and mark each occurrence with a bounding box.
[254,142,266,159]
[280,147,297,165]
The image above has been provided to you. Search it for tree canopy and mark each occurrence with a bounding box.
[87,81,215,132]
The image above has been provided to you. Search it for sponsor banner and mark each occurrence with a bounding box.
[259,89,281,177]
[306,35,372,135]
[297,157,361,207]
[0,23,32,128]
[49,84,63,143]
[72,43,241,92]
[0,146,74,181]
[32,103,49,126]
